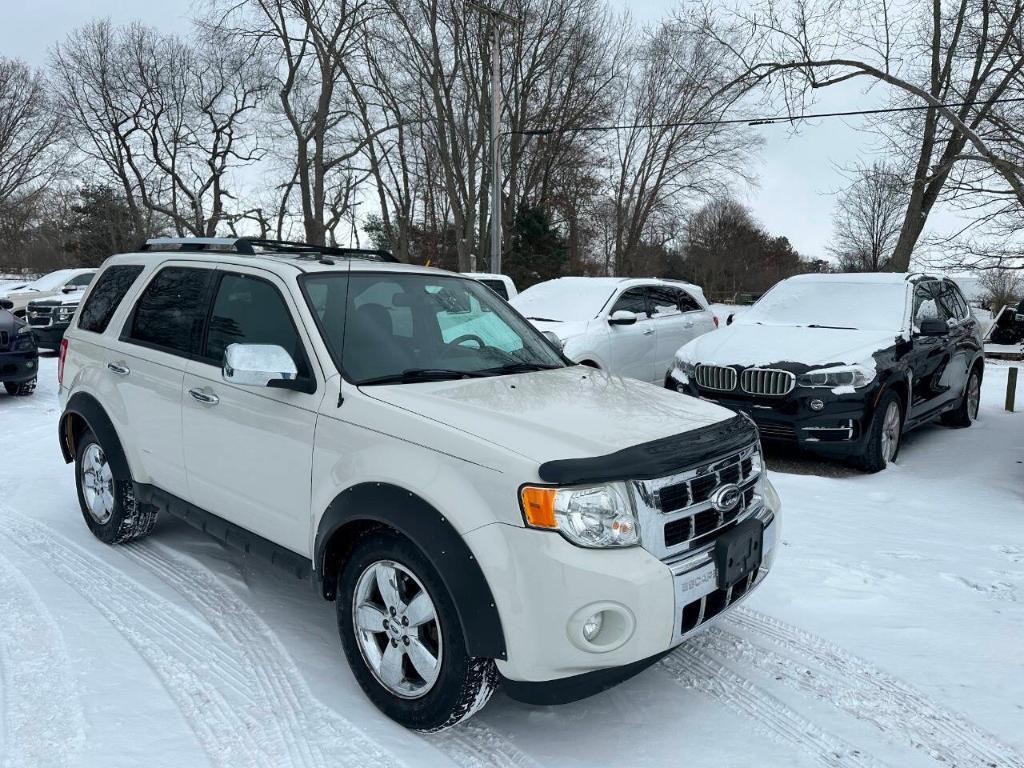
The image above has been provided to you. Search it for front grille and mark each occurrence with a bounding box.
[694,364,737,392]
[740,367,795,397]
[656,452,758,515]
[28,305,54,327]
[681,566,760,634]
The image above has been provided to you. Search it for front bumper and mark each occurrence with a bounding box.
[666,368,875,457]
[0,351,39,383]
[467,481,779,693]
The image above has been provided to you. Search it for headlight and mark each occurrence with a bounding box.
[797,365,874,389]
[14,324,35,350]
[16,324,31,336]
[519,482,639,548]
[57,305,77,320]
[673,358,695,379]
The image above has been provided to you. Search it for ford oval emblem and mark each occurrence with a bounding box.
[711,483,741,513]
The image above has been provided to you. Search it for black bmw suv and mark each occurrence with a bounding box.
[667,273,984,471]
[0,298,39,396]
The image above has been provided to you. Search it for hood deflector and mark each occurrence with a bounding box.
[537,414,757,485]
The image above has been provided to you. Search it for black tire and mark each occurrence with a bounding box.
[942,366,982,428]
[74,429,157,544]
[4,377,36,396]
[336,529,499,732]
[857,390,903,473]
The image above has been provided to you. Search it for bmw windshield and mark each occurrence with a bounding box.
[301,272,565,384]
[739,280,908,332]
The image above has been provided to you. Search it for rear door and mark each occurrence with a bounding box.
[114,264,216,492]
[934,280,977,407]
[606,287,657,381]
[181,268,322,556]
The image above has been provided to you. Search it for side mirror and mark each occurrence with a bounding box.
[726,313,734,326]
[916,317,948,336]
[62,286,78,294]
[608,310,639,326]
[223,343,301,389]
[542,330,564,349]
[0,298,13,311]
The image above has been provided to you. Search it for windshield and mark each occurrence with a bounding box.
[23,270,76,292]
[301,272,565,385]
[510,280,616,322]
[738,280,908,331]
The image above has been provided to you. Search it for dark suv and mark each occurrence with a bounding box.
[667,273,984,471]
[0,298,39,396]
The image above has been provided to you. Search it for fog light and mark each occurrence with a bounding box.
[810,399,824,411]
[582,612,604,641]
[27,361,35,369]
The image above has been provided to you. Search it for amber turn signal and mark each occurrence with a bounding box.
[520,486,557,529]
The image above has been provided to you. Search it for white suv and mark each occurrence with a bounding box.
[511,277,717,383]
[57,238,780,731]
[0,268,96,316]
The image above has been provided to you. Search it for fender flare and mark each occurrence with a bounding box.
[314,483,507,661]
[59,392,131,481]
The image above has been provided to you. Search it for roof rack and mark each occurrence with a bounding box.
[141,237,399,263]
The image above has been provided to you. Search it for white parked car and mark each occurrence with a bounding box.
[511,277,717,383]
[57,238,779,731]
[462,272,518,300]
[0,268,96,316]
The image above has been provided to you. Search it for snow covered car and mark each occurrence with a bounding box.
[0,298,38,396]
[56,237,780,731]
[512,277,717,384]
[462,272,518,300]
[26,289,87,350]
[668,273,984,471]
[0,268,95,317]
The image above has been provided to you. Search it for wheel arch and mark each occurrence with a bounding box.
[59,392,131,481]
[315,482,507,661]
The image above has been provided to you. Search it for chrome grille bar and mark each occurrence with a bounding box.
[740,367,795,397]
[694,364,737,392]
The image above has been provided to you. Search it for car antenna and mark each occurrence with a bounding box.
[336,257,352,407]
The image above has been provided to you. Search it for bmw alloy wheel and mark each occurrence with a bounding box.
[880,400,901,463]
[967,373,981,420]
[352,560,442,699]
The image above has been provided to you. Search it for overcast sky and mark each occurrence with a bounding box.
[0,0,957,260]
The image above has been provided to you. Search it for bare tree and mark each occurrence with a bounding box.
[0,58,65,215]
[721,0,1024,270]
[51,21,267,237]
[830,161,909,271]
[978,267,1022,310]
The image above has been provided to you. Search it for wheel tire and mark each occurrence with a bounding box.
[942,367,981,428]
[858,391,903,473]
[336,529,499,732]
[74,429,157,544]
[4,377,36,396]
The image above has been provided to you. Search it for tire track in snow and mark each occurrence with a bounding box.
[120,540,407,768]
[726,608,1024,768]
[429,719,544,768]
[662,645,886,768]
[0,551,86,768]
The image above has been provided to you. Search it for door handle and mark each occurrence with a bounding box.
[188,388,220,405]
[107,362,130,376]
[642,328,655,336]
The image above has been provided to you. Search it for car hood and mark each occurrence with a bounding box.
[0,309,24,334]
[525,318,590,343]
[361,366,738,466]
[678,323,901,368]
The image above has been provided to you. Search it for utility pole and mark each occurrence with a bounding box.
[467,1,519,275]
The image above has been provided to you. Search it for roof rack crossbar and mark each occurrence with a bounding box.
[142,237,398,262]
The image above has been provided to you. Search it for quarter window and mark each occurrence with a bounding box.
[126,267,214,356]
[611,288,649,316]
[203,273,310,378]
[78,265,144,334]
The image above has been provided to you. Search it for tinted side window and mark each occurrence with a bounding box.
[67,273,95,288]
[480,279,509,300]
[913,282,942,325]
[648,286,682,317]
[78,265,144,333]
[611,288,648,316]
[126,267,213,356]
[676,288,702,313]
[204,273,310,377]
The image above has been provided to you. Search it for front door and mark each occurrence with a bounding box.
[908,280,954,419]
[181,269,323,557]
[607,287,656,381]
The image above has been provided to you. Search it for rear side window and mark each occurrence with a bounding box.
[479,279,509,300]
[78,265,144,333]
[126,267,214,356]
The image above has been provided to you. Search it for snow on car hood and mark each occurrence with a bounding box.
[361,366,738,466]
[524,318,590,343]
[677,323,902,369]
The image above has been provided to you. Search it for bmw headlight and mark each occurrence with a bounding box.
[797,365,874,389]
[519,482,639,548]
[673,358,695,381]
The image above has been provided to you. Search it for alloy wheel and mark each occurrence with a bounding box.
[352,560,442,699]
[967,374,981,421]
[880,400,901,464]
[81,443,114,524]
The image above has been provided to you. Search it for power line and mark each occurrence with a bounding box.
[510,95,1024,137]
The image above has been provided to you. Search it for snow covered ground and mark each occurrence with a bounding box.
[1,356,1022,768]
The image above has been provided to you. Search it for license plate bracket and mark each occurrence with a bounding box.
[714,518,764,589]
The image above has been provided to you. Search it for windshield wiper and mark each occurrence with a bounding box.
[805,324,857,330]
[358,368,491,385]
[526,316,561,322]
[479,361,563,375]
